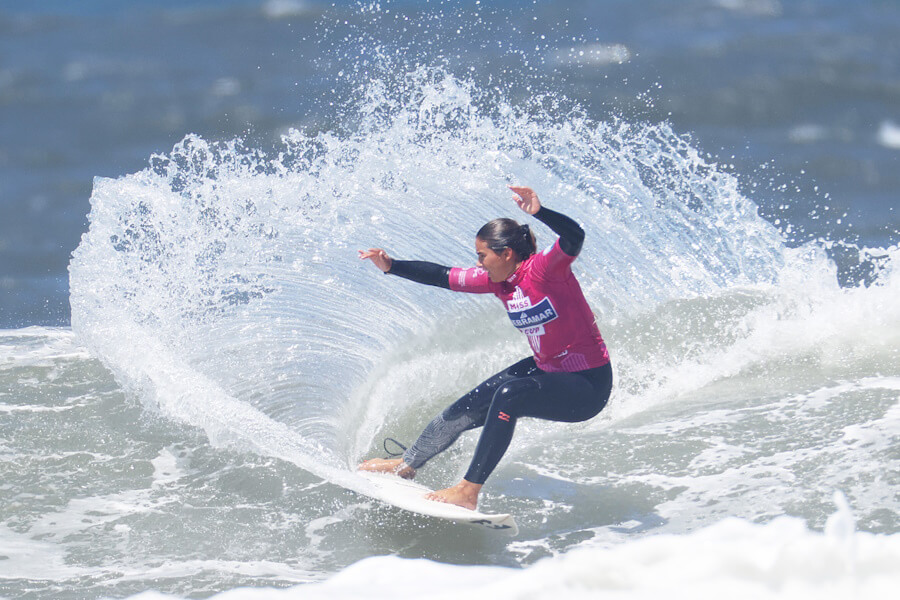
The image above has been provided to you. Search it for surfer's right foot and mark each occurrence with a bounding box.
[357,458,416,479]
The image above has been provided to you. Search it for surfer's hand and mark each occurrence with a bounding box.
[509,186,541,215]
[359,248,393,273]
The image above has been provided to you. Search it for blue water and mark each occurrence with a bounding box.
[1,0,899,328]
[1,2,899,599]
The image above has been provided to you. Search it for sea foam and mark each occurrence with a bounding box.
[126,494,899,600]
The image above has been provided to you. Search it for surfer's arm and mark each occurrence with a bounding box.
[387,260,452,290]
[509,185,584,257]
[533,206,585,257]
[359,248,452,289]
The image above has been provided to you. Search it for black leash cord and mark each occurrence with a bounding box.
[382,437,408,458]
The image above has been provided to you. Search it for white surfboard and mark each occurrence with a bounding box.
[354,472,518,535]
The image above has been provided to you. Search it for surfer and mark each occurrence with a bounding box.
[358,186,613,510]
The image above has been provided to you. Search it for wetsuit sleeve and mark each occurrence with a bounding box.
[533,206,585,257]
[386,260,452,290]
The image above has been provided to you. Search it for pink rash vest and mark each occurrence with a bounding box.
[449,239,610,372]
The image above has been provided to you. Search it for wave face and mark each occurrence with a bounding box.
[68,67,899,515]
[68,67,786,467]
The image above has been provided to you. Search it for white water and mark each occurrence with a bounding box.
[58,68,900,597]
[69,68,795,470]
[129,494,900,600]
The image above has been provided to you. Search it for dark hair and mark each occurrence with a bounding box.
[476,218,537,260]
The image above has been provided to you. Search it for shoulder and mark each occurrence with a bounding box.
[530,239,576,280]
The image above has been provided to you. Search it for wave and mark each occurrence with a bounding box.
[68,67,896,484]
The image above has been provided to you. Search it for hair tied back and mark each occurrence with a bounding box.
[477,218,538,260]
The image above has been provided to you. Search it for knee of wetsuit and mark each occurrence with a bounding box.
[491,378,538,412]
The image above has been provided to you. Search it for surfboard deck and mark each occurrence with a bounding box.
[354,471,518,535]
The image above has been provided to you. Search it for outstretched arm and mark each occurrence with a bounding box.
[509,186,585,257]
[359,249,451,289]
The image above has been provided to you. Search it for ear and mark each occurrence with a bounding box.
[501,247,517,262]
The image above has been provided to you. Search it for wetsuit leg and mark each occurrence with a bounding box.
[464,361,613,484]
[402,357,537,470]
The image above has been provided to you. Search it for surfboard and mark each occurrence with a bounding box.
[354,472,518,535]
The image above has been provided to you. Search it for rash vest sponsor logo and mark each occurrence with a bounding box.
[507,296,558,330]
[458,267,482,288]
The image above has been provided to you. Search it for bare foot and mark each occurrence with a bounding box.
[357,458,416,479]
[425,479,482,510]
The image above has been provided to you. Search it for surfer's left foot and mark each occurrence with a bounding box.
[426,479,482,511]
[357,458,416,479]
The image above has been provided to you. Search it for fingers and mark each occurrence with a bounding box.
[509,185,535,203]
[508,185,540,214]
[359,248,392,272]
[509,185,532,196]
[358,248,383,260]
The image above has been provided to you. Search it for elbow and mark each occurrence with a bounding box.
[571,239,585,257]
[561,232,584,257]
[570,225,586,256]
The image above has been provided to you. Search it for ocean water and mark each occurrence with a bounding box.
[1,1,899,599]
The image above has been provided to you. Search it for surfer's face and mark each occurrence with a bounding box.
[475,237,518,283]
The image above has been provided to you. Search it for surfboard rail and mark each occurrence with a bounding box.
[354,471,519,535]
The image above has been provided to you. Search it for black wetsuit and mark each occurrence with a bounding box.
[387,207,613,485]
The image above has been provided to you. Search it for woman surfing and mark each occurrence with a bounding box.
[358,186,613,510]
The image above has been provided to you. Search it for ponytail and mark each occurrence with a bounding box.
[476,218,537,260]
